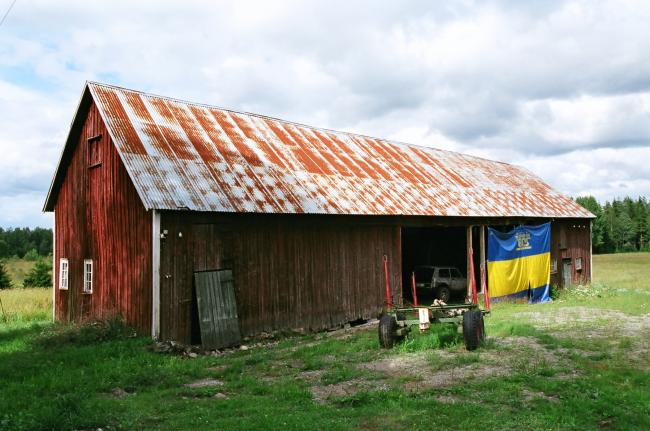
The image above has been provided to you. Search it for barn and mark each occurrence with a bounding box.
[44,82,594,347]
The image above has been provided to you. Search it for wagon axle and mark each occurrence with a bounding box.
[378,304,487,351]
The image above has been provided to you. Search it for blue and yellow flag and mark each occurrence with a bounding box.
[487,223,551,303]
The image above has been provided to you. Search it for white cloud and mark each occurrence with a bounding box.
[0,0,649,227]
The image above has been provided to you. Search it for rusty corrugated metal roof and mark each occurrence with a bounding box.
[82,81,591,218]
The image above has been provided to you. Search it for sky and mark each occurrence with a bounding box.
[1,0,649,228]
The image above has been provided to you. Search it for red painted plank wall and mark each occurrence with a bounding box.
[550,219,592,287]
[53,101,152,334]
[158,212,402,343]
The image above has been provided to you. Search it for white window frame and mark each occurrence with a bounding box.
[83,259,93,294]
[575,257,583,271]
[59,258,69,290]
[550,258,557,274]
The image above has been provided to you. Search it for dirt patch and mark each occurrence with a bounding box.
[360,351,509,391]
[516,306,650,360]
[310,378,390,404]
[522,389,559,403]
[359,353,427,377]
[107,387,134,399]
[515,307,650,338]
[435,394,462,404]
[492,336,561,365]
[404,363,510,391]
[359,336,579,392]
[184,378,223,389]
[299,369,325,382]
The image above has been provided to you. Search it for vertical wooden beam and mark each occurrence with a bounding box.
[480,225,486,294]
[466,225,473,300]
[152,210,161,339]
[396,224,402,306]
[52,212,56,321]
[589,220,593,284]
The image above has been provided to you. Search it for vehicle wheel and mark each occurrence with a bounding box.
[462,310,485,351]
[378,314,398,348]
[436,285,451,303]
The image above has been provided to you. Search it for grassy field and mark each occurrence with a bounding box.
[0,253,649,430]
[1,256,45,288]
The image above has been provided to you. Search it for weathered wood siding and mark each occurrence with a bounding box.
[53,101,152,333]
[551,219,592,286]
[159,212,401,343]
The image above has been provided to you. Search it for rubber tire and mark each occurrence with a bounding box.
[462,310,485,351]
[437,285,451,303]
[379,314,398,348]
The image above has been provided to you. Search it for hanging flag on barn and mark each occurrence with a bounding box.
[487,223,551,303]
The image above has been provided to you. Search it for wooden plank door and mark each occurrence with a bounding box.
[562,259,572,287]
[194,269,241,349]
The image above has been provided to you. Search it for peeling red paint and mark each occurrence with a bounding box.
[87,82,594,219]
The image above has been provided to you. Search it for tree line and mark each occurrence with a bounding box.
[0,227,53,259]
[576,196,650,254]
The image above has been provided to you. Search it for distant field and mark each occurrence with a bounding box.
[2,256,51,288]
[593,252,650,290]
[0,253,648,430]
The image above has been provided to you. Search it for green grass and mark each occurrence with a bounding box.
[593,252,650,290]
[1,253,649,430]
[0,288,51,323]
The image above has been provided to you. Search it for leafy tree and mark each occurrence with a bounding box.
[23,249,40,261]
[645,212,650,251]
[612,211,636,251]
[23,260,52,288]
[575,195,650,254]
[0,261,12,289]
[575,196,605,251]
[0,227,53,258]
[635,198,648,250]
[0,239,8,258]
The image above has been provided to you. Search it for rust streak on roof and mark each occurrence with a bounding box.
[84,82,593,219]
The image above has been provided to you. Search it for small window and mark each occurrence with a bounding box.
[438,268,451,278]
[88,134,102,167]
[550,259,557,274]
[451,268,463,278]
[59,258,69,290]
[83,259,93,293]
[575,257,583,271]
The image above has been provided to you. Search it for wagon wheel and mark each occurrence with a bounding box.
[462,310,485,351]
[436,285,451,303]
[378,314,398,348]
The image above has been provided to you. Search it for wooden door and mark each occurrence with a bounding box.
[194,269,241,349]
[562,259,572,287]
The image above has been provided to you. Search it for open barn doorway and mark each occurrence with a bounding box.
[401,226,468,305]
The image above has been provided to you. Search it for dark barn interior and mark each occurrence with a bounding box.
[401,226,467,304]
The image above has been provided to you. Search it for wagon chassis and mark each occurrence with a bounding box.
[379,303,489,351]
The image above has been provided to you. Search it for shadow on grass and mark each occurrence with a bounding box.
[0,317,209,431]
[0,322,45,344]
[489,321,559,348]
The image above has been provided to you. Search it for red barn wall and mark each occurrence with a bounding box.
[551,219,592,287]
[53,101,152,333]
[156,213,592,344]
[158,212,402,343]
